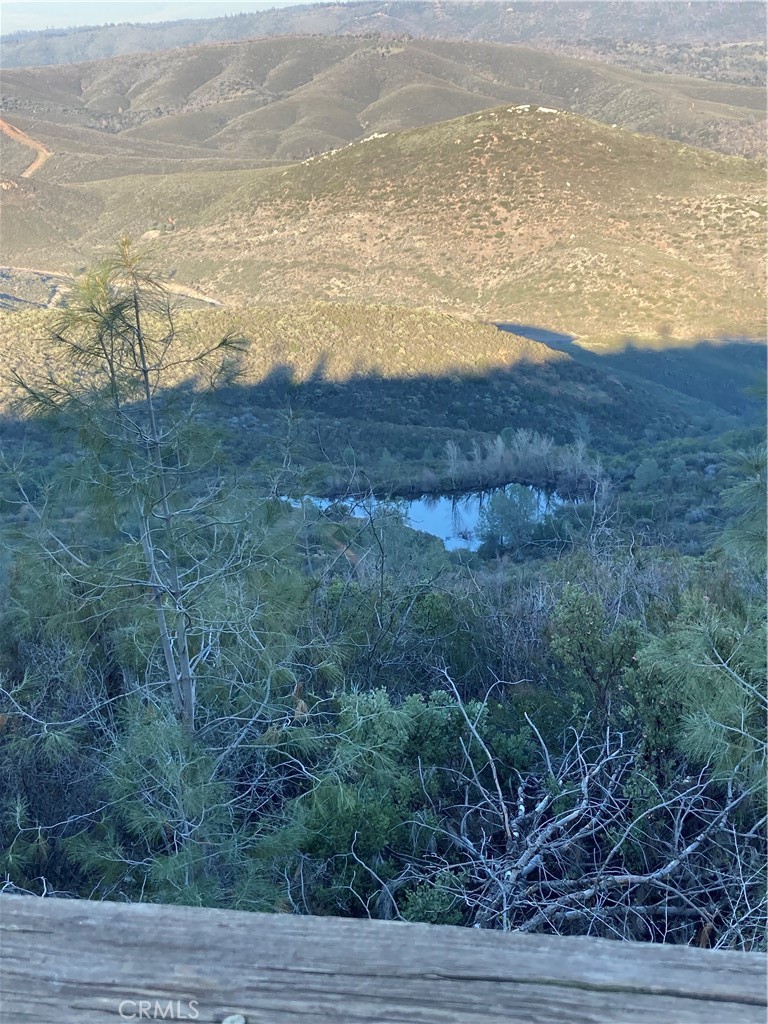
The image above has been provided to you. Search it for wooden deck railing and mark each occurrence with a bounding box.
[1,894,765,1023]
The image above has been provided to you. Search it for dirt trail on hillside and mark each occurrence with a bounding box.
[0,264,70,280]
[1,264,223,308]
[0,118,52,177]
[164,281,223,306]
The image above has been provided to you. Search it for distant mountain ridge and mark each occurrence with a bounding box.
[1,1,765,73]
[1,34,764,183]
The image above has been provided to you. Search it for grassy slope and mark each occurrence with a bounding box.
[1,36,763,181]
[0,303,563,402]
[0,135,35,177]
[0,303,744,471]
[8,104,756,345]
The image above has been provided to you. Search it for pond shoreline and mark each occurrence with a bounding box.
[287,484,567,551]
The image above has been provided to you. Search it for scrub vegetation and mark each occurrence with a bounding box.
[0,2,764,951]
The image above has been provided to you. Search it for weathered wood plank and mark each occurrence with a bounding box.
[1,895,765,1024]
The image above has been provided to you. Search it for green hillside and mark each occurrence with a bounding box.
[1,300,758,497]
[1,35,764,182]
[4,104,759,346]
[0,301,561,402]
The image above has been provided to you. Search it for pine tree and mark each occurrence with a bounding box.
[639,444,767,788]
[11,238,245,733]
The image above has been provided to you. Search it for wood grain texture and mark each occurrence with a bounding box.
[1,895,765,1024]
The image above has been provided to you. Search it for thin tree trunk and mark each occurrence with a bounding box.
[132,289,197,734]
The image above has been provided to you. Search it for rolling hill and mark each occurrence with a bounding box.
[3,103,761,346]
[1,34,764,183]
[1,301,758,487]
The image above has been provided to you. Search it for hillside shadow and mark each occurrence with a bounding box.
[495,324,766,417]
[496,323,576,349]
[2,334,763,499]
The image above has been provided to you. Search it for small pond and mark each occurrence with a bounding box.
[287,486,563,551]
